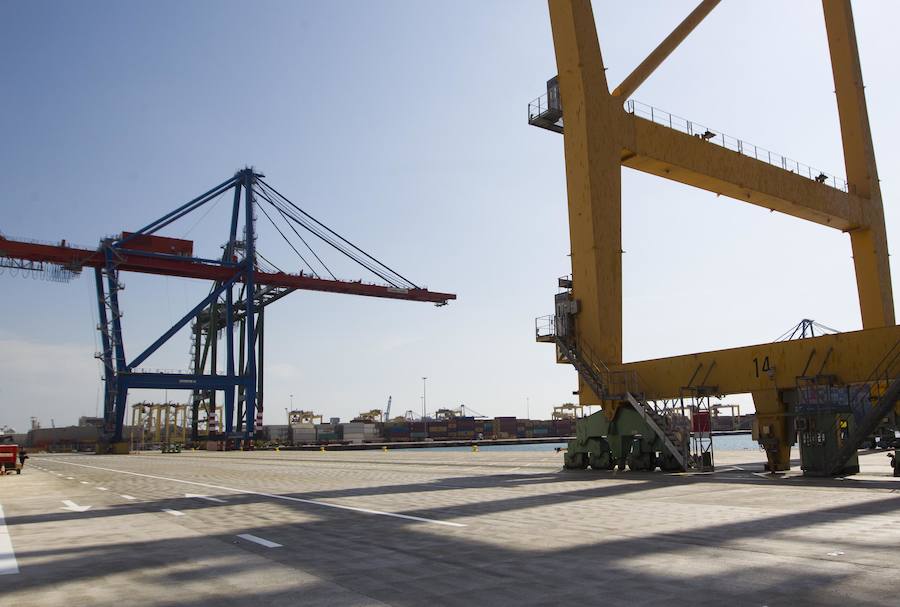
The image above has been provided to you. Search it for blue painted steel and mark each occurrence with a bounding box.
[124,373,244,390]
[127,273,241,370]
[117,176,238,246]
[243,172,258,439]
[223,181,243,433]
[114,248,239,267]
[224,284,236,433]
[93,267,115,429]
[104,245,130,442]
[103,170,267,445]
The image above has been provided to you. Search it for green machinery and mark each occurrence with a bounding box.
[563,407,688,472]
[795,411,858,476]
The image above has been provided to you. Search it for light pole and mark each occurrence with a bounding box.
[422,377,428,436]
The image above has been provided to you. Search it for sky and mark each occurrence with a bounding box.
[1,0,899,433]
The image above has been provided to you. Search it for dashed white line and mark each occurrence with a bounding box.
[96,487,108,491]
[79,481,90,485]
[162,509,185,517]
[53,460,466,527]
[237,534,282,548]
[120,495,136,501]
[65,477,74,480]
[0,505,19,575]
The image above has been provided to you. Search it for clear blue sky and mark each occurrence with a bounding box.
[1,0,898,432]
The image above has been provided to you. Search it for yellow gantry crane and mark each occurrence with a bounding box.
[534,0,900,474]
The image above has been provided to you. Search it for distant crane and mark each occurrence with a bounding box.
[384,396,392,421]
[0,168,455,450]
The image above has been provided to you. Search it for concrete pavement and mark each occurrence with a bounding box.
[2,448,898,606]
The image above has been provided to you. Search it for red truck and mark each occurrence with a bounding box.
[0,444,22,475]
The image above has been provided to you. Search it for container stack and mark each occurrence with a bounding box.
[343,422,381,444]
[493,417,517,439]
[383,421,411,442]
[291,423,316,445]
[409,421,427,441]
[552,418,575,436]
[452,417,476,440]
[315,423,338,442]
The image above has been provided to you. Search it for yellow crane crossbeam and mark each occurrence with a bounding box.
[621,115,862,231]
[603,325,900,401]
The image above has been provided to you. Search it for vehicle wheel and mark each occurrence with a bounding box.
[565,451,588,469]
[589,451,610,470]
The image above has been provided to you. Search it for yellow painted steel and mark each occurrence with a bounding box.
[607,326,900,400]
[823,0,894,328]
[611,0,720,99]
[546,0,896,470]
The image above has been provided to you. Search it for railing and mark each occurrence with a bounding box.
[625,100,849,192]
[536,313,641,397]
[526,91,849,193]
[846,340,900,416]
[0,233,96,252]
[528,93,563,131]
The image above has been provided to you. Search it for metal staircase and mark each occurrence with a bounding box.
[544,322,689,471]
[625,392,688,471]
[827,340,900,475]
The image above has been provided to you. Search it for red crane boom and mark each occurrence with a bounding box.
[0,235,455,304]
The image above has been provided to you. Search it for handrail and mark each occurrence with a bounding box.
[526,92,849,193]
[624,100,849,193]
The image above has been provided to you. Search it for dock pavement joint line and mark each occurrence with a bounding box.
[0,504,20,575]
[237,533,282,548]
[52,460,466,528]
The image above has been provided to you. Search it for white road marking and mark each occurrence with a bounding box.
[185,493,227,503]
[61,500,91,513]
[65,477,74,480]
[0,505,19,575]
[120,495,136,501]
[237,534,282,548]
[162,509,185,517]
[79,481,90,485]
[752,472,778,479]
[53,460,466,527]
[96,487,108,491]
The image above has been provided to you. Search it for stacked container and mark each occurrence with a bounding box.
[342,422,381,444]
[409,421,427,441]
[383,421,411,442]
[494,417,517,439]
[532,420,552,437]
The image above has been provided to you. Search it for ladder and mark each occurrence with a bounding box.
[553,334,688,471]
[828,340,900,475]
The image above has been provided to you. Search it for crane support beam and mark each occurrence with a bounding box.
[823,0,894,328]
[0,236,456,305]
[602,326,900,400]
[621,114,862,230]
[549,0,623,364]
[611,0,720,99]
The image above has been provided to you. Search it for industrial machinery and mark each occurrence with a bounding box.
[552,403,584,420]
[0,444,22,475]
[0,169,455,452]
[130,402,190,450]
[532,0,900,475]
[352,409,383,423]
